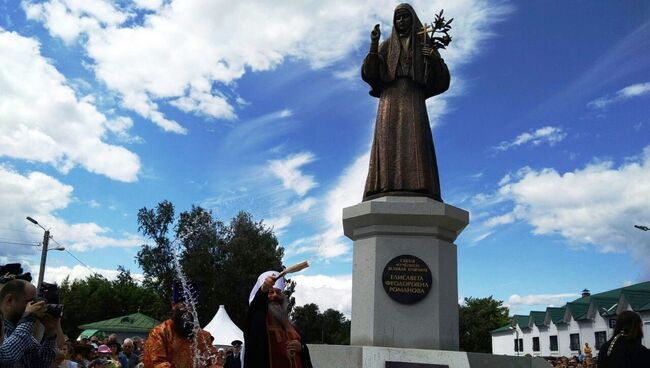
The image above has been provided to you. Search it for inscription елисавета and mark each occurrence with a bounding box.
[382,255,432,304]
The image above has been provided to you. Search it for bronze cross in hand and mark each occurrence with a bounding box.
[417,23,433,44]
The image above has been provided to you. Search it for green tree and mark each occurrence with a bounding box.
[136,201,286,328]
[136,200,176,302]
[291,303,322,343]
[291,303,350,345]
[320,308,350,344]
[459,296,510,353]
[215,211,284,326]
[59,268,167,338]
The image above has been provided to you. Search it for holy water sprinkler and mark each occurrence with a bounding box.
[278,260,310,278]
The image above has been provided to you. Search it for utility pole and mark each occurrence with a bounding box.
[26,216,61,289]
[37,229,50,290]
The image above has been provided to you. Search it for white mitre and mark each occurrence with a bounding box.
[248,270,286,305]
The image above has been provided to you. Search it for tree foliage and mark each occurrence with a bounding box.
[136,201,286,328]
[458,296,510,353]
[59,267,167,338]
[291,303,350,345]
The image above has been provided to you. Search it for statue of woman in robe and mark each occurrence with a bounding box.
[362,3,450,202]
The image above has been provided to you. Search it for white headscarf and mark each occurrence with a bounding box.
[248,270,285,305]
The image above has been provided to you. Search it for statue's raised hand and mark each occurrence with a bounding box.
[371,24,381,42]
[421,45,440,59]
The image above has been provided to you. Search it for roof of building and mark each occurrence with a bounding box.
[619,289,650,311]
[529,311,546,327]
[491,280,650,335]
[566,302,590,321]
[589,295,619,316]
[78,312,160,333]
[513,314,530,329]
[546,307,566,325]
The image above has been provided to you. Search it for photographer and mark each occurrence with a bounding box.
[0,279,58,367]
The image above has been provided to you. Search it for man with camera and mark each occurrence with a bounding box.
[0,279,58,367]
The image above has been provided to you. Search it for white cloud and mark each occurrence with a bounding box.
[268,152,317,197]
[39,264,144,285]
[588,82,650,109]
[23,0,128,44]
[317,152,369,258]
[291,274,352,317]
[265,197,316,236]
[495,126,567,152]
[133,0,163,11]
[0,29,141,182]
[484,213,516,228]
[23,0,512,134]
[477,146,650,272]
[0,166,143,256]
[507,293,578,307]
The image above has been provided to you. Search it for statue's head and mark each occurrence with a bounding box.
[394,4,414,36]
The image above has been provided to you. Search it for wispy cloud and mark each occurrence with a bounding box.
[588,82,650,109]
[268,152,317,197]
[469,146,650,274]
[494,126,567,152]
[264,197,316,235]
[507,293,578,307]
[0,166,143,255]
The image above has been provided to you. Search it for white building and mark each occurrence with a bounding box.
[491,281,650,357]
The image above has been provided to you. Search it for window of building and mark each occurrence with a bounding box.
[570,333,580,351]
[514,339,518,352]
[533,337,540,352]
[519,338,523,352]
[550,335,558,351]
[595,331,607,349]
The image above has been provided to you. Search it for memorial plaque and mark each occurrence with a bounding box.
[386,363,449,368]
[382,255,432,304]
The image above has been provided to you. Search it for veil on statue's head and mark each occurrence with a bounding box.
[392,3,424,37]
[386,3,428,84]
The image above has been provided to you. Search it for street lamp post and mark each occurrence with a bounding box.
[26,217,63,289]
[511,319,520,356]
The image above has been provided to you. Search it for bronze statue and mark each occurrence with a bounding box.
[362,3,452,202]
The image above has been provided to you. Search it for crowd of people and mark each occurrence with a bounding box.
[48,334,245,368]
[51,334,142,368]
[2,265,647,368]
[545,311,650,368]
[1,269,313,368]
[547,347,596,368]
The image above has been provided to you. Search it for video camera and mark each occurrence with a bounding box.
[33,282,64,318]
[0,263,32,283]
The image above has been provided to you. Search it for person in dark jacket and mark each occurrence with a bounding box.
[597,310,650,367]
[223,340,241,368]
[243,271,312,368]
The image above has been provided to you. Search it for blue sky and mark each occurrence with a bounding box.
[1,0,649,317]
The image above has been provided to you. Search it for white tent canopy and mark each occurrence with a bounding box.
[203,305,244,346]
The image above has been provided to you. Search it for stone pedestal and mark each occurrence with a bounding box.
[343,196,469,350]
[308,345,552,368]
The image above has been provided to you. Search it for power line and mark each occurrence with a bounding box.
[0,240,40,246]
[48,237,95,273]
[63,250,94,273]
[0,226,42,235]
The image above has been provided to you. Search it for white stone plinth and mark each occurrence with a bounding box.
[307,345,552,368]
[343,196,469,350]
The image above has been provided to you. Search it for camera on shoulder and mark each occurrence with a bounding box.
[33,282,64,318]
[0,263,33,284]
